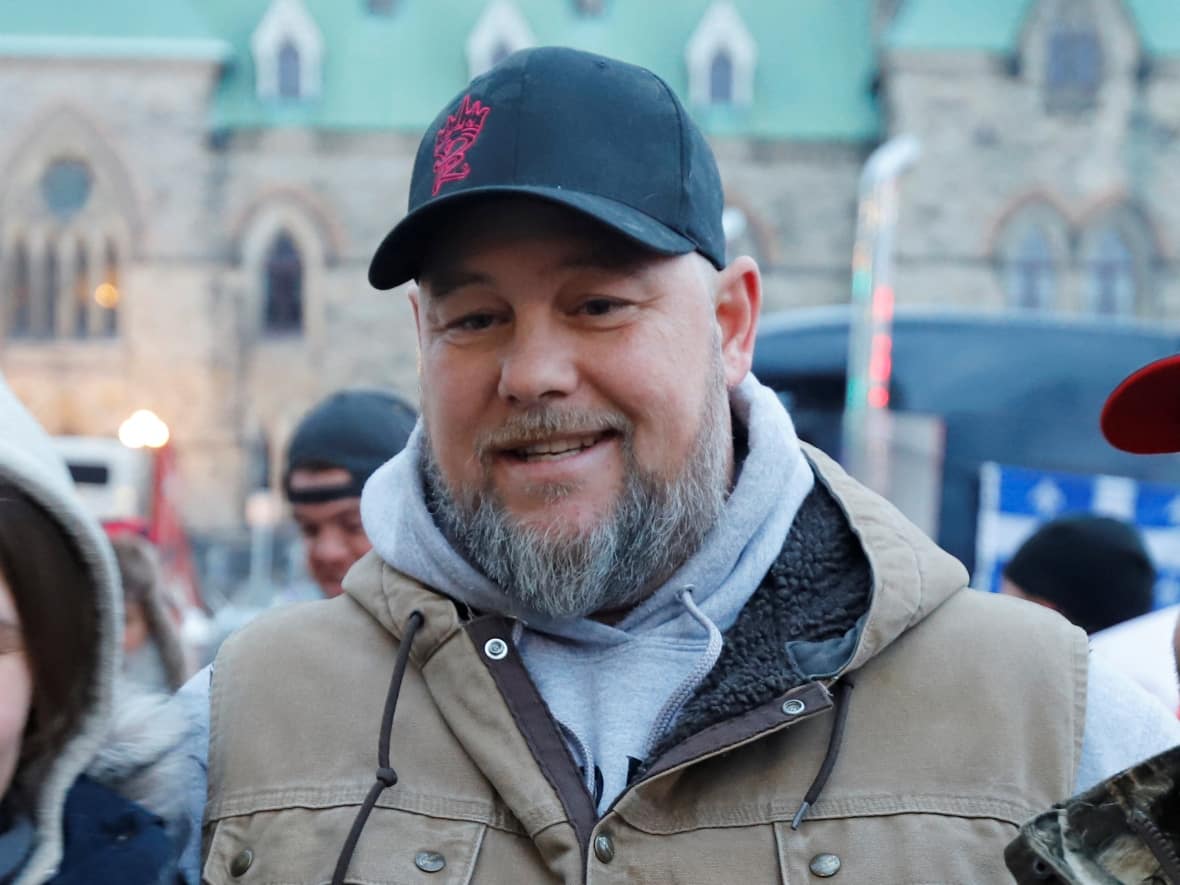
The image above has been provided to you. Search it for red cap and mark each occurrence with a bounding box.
[1101,354,1180,454]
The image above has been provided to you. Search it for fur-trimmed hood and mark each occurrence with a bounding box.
[0,376,124,884]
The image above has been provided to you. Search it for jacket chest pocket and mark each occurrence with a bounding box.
[773,815,1019,885]
[203,805,486,885]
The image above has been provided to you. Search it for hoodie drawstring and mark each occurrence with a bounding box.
[644,588,725,754]
[331,611,424,885]
[791,679,853,830]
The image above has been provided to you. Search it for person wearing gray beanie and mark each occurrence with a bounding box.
[1001,514,1156,635]
[283,390,417,598]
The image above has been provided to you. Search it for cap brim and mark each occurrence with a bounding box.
[368,186,698,290]
[1101,354,1180,454]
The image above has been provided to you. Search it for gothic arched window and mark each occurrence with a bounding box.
[40,244,58,339]
[995,202,1066,313]
[98,240,119,337]
[1086,228,1136,316]
[710,51,735,105]
[1005,227,1056,311]
[8,242,32,338]
[264,231,303,334]
[278,40,301,99]
[72,242,89,338]
[1045,4,1102,111]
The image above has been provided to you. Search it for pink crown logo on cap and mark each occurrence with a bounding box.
[432,95,492,196]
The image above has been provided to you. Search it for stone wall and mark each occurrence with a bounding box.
[883,0,1179,318]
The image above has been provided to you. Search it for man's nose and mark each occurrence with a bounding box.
[497,320,578,406]
[310,531,351,568]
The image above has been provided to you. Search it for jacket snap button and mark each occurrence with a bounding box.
[782,698,806,716]
[484,637,509,660]
[415,850,446,873]
[593,833,615,863]
[229,848,254,877]
[809,853,841,877]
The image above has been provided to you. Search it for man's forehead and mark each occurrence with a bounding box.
[418,199,657,287]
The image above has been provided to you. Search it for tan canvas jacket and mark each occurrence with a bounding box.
[203,448,1087,884]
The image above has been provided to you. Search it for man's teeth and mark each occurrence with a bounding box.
[517,435,602,458]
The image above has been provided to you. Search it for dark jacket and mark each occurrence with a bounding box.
[52,777,175,885]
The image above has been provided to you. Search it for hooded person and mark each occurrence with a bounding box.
[110,533,191,694]
[0,375,197,884]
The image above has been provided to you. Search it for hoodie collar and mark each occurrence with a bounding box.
[359,373,814,640]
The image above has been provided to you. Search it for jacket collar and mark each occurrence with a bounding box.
[805,445,968,673]
[348,443,968,675]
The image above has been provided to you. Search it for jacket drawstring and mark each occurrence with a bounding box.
[791,679,854,830]
[1127,808,1180,884]
[331,611,424,885]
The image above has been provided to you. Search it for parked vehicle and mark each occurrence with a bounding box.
[752,307,1180,574]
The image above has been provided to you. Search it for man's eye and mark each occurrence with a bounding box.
[580,298,621,317]
[451,313,497,332]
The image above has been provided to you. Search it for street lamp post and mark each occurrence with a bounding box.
[843,135,921,494]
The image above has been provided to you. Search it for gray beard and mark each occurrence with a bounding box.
[423,375,732,619]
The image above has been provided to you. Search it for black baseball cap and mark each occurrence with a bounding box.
[369,46,726,290]
[284,390,418,503]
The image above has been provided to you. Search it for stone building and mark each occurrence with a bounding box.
[0,0,1173,536]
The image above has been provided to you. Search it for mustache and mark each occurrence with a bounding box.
[474,408,631,460]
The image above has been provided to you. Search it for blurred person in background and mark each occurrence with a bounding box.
[283,389,418,598]
[1001,514,1156,635]
[0,375,197,883]
[110,533,191,695]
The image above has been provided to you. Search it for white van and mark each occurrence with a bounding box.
[51,435,153,523]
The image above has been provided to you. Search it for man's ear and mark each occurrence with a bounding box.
[409,285,421,330]
[713,255,761,388]
[408,286,425,379]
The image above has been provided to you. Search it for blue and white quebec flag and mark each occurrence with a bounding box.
[974,463,1180,609]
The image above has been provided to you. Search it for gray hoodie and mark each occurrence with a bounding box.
[362,374,815,809]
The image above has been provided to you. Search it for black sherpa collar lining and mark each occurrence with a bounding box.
[648,477,873,761]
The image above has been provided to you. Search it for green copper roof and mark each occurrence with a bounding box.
[200,0,879,140]
[0,0,227,59]
[886,0,1180,57]
[1124,0,1180,56]
[885,0,1032,52]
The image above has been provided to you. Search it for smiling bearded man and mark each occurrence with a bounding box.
[193,47,1180,885]
[423,340,731,620]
